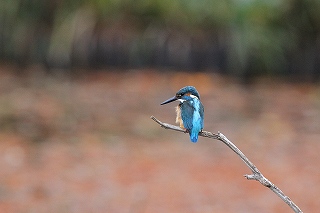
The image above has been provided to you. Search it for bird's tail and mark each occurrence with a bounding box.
[189,130,199,143]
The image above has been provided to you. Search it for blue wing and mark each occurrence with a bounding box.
[199,102,204,129]
[180,101,194,131]
[180,99,204,142]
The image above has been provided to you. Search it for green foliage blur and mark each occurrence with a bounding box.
[1,0,320,79]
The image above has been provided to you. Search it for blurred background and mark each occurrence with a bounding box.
[0,0,320,212]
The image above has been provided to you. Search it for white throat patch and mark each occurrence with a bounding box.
[190,94,198,99]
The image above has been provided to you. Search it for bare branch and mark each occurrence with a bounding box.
[150,115,303,213]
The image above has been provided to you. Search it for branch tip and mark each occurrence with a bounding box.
[150,116,303,213]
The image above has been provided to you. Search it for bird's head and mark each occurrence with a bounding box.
[160,86,200,105]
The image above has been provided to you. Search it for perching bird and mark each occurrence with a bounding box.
[161,86,204,142]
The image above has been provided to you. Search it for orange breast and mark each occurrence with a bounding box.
[175,106,184,128]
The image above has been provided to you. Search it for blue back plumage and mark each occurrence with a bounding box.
[179,95,204,143]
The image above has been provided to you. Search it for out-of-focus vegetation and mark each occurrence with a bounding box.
[1,0,320,79]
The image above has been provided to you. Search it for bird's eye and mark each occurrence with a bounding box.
[177,94,182,98]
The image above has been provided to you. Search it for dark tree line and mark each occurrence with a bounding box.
[1,0,319,81]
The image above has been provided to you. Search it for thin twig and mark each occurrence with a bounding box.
[150,115,303,213]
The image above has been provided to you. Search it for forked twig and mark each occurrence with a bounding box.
[150,115,302,213]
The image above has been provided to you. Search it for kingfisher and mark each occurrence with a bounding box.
[161,86,204,143]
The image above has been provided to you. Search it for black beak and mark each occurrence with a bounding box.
[160,96,177,105]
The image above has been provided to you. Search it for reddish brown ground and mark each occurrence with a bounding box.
[0,66,319,212]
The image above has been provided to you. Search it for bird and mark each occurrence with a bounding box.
[161,86,204,142]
